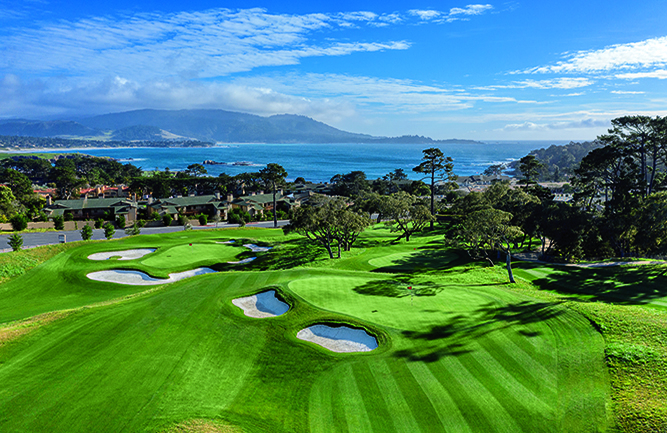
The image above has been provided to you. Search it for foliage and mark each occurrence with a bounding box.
[197,214,208,226]
[80,224,93,241]
[150,211,161,221]
[0,185,16,220]
[94,218,104,229]
[413,148,457,230]
[125,225,141,236]
[383,191,433,242]
[9,213,28,231]
[115,215,126,229]
[52,215,65,230]
[162,214,173,226]
[8,233,23,251]
[329,171,371,197]
[259,163,288,228]
[227,208,250,226]
[177,214,189,226]
[284,195,369,258]
[103,222,115,240]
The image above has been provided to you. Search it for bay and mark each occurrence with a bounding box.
[35,140,571,182]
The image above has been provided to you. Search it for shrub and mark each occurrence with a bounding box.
[162,214,173,226]
[198,214,208,226]
[80,224,93,241]
[103,222,115,240]
[115,215,126,229]
[64,212,73,222]
[125,225,141,236]
[227,208,250,226]
[10,214,28,231]
[8,233,23,252]
[136,219,146,228]
[183,223,192,231]
[34,212,49,222]
[52,215,65,230]
[94,218,104,229]
[178,214,189,226]
[150,211,161,221]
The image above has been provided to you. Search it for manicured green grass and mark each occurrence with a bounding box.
[4,224,663,432]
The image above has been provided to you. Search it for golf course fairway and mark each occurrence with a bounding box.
[0,226,628,432]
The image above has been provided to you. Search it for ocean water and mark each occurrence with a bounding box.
[36,141,572,182]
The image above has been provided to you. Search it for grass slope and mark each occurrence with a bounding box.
[0,226,624,432]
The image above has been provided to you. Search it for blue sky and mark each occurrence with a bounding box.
[2,1,667,140]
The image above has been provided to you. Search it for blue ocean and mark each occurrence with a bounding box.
[35,141,573,182]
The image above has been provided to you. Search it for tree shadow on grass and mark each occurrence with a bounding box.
[240,238,326,271]
[370,248,459,274]
[514,261,667,305]
[394,300,564,363]
[353,276,443,298]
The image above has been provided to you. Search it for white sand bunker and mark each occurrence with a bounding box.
[244,244,272,252]
[232,290,290,318]
[297,324,378,353]
[228,257,256,264]
[216,240,235,244]
[88,249,156,261]
[87,267,216,285]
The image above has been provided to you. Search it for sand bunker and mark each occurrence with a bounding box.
[297,324,378,353]
[88,249,156,261]
[244,244,272,252]
[232,290,290,318]
[228,257,256,264]
[87,268,216,285]
[215,240,235,244]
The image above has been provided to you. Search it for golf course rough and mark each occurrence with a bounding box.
[297,324,378,353]
[0,227,615,433]
[232,290,290,318]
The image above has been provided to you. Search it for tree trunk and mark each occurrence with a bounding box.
[506,250,516,283]
[430,169,435,230]
[337,242,341,258]
[272,182,278,228]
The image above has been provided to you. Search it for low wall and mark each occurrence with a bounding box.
[0,219,204,232]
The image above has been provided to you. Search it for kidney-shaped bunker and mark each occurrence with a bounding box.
[88,249,156,261]
[232,290,289,318]
[87,268,216,285]
[297,324,378,353]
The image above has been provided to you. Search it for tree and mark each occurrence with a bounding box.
[330,171,371,197]
[284,196,369,259]
[259,163,288,228]
[517,155,544,185]
[383,191,433,242]
[413,148,456,230]
[8,233,23,252]
[103,222,115,240]
[52,215,65,230]
[198,214,208,226]
[116,215,126,229]
[10,213,28,231]
[80,224,93,241]
[456,208,523,283]
[0,185,17,220]
[162,214,173,226]
[185,163,208,177]
[483,163,506,176]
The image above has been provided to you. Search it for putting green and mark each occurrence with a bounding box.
[141,244,240,268]
[289,275,498,332]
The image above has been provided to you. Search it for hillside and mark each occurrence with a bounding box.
[0,109,480,145]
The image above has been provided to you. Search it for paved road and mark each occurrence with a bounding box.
[0,220,290,252]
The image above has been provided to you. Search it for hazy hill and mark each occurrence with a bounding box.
[0,109,482,144]
[0,120,100,137]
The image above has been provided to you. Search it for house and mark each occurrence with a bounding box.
[43,197,138,222]
[229,191,293,217]
[147,193,229,220]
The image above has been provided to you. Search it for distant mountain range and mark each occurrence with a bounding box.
[0,109,481,145]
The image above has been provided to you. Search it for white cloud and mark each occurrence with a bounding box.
[502,118,610,131]
[611,90,645,94]
[616,70,667,80]
[408,10,442,20]
[478,77,593,90]
[524,36,667,74]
